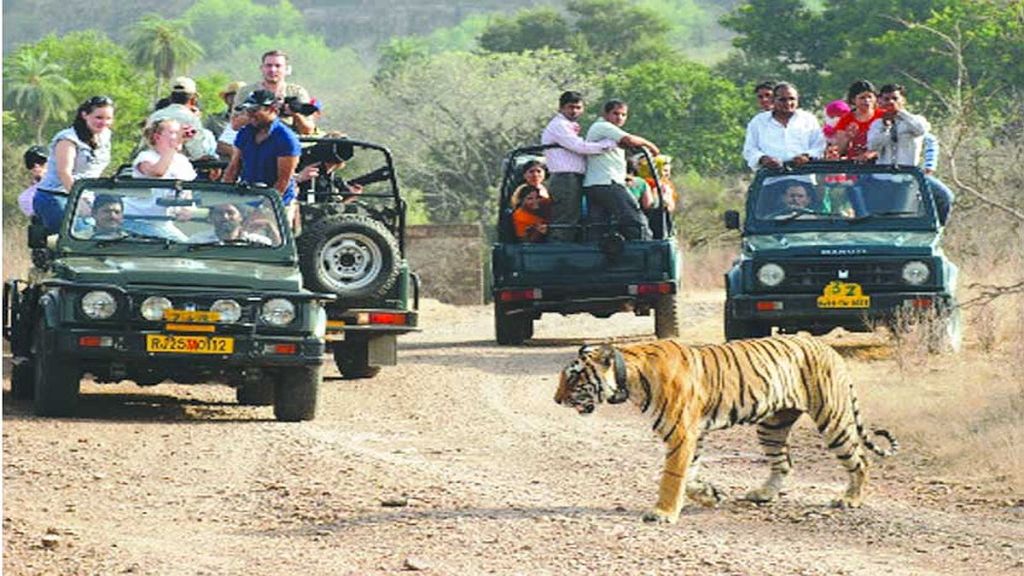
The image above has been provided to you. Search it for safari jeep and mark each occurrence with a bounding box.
[294,137,419,378]
[3,178,331,421]
[723,161,961,350]
[491,145,682,344]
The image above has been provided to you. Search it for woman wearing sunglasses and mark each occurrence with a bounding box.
[34,96,115,233]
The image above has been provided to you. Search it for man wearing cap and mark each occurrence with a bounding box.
[232,50,313,134]
[206,80,245,139]
[223,89,302,227]
[206,80,246,160]
[146,76,217,161]
[18,145,48,216]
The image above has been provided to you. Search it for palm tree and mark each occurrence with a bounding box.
[3,50,76,142]
[127,14,204,97]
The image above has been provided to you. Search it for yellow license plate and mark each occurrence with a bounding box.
[163,309,220,323]
[146,334,234,354]
[817,281,871,309]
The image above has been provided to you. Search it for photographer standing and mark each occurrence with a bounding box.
[231,50,313,135]
[222,90,302,228]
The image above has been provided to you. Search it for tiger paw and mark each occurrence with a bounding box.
[830,496,863,509]
[641,508,678,524]
[686,483,724,507]
[742,487,780,504]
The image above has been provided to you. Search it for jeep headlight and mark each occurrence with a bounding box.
[81,290,117,320]
[902,261,930,285]
[260,298,295,326]
[211,299,242,323]
[140,296,173,321]
[756,263,786,287]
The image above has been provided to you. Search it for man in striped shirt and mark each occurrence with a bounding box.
[541,91,618,241]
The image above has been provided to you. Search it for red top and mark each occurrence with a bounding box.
[835,108,884,158]
[512,198,551,242]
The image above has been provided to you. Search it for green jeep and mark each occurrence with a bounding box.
[490,145,683,344]
[3,178,331,420]
[293,137,419,379]
[723,161,961,350]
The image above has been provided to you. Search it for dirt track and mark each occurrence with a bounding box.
[4,292,1023,575]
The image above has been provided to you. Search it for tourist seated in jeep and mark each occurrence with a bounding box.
[187,201,275,245]
[81,194,126,239]
[511,185,551,243]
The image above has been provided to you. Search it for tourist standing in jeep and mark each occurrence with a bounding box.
[232,50,314,135]
[582,99,661,241]
[742,82,825,171]
[222,89,302,227]
[541,91,618,241]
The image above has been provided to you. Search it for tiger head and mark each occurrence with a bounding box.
[554,344,630,415]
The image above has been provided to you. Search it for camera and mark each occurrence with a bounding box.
[283,96,319,117]
[300,139,354,167]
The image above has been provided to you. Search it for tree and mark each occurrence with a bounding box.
[477,0,675,71]
[16,31,154,169]
[478,8,573,53]
[351,50,599,226]
[3,50,76,142]
[602,57,749,174]
[182,0,306,61]
[127,14,204,97]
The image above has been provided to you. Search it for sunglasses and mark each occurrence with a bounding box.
[85,95,114,107]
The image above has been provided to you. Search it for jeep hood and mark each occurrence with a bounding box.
[745,231,939,256]
[56,256,302,291]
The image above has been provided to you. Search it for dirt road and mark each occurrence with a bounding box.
[4,293,1023,575]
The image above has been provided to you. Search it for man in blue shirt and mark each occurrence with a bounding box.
[223,89,301,227]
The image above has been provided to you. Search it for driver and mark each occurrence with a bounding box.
[782,184,812,210]
[88,194,126,239]
[188,202,273,245]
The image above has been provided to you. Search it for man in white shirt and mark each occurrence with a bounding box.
[541,91,618,241]
[742,82,825,171]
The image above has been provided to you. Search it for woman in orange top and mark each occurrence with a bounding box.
[512,185,551,242]
[834,79,883,161]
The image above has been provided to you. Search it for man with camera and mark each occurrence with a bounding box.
[222,89,302,228]
[231,50,313,135]
[146,76,218,161]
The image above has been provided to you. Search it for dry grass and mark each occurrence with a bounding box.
[682,243,736,290]
[2,222,30,281]
[857,342,1024,493]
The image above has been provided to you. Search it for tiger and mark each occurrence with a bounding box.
[554,334,897,524]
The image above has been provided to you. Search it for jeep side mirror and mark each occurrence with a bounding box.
[28,220,49,249]
[724,210,741,230]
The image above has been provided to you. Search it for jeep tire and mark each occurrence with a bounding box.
[298,213,400,303]
[273,367,320,422]
[11,359,34,400]
[236,379,275,406]
[654,292,682,339]
[495,304,532,345]
[333,341,381,380]
[32,318,81,416]
[724,303,770,341]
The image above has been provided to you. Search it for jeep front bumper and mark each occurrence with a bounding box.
[728,290,955,331]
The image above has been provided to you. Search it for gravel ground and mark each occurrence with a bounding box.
[4,292,1023,575]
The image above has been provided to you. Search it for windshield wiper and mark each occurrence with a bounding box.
[186,238,263,252]
[94,231,174,248]
[849,210,918,223]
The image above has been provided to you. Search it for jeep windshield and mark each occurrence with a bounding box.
[744,163,938,234]
[66,180,284,248]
